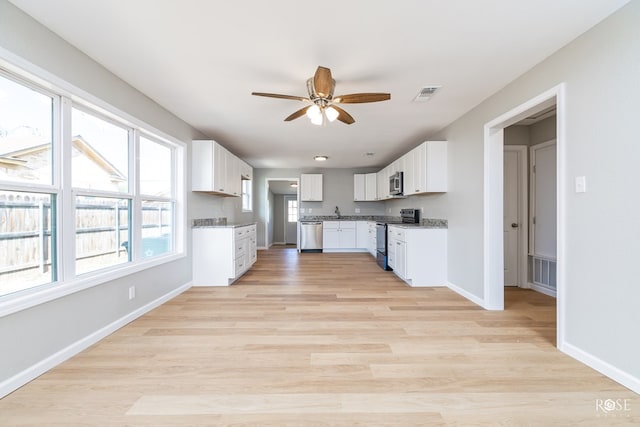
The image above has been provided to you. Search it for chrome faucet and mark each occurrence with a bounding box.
[334,206,341,218]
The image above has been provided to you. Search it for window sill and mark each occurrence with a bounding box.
[0,251,186,318]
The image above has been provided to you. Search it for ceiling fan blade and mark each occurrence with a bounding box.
[284,106,311,122]
[333,93,391,103]
[313,66,334,98]
[252,92,308,102]
[331,105,355,125]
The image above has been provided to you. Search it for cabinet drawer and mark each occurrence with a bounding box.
[389,227,405,241]
[235,238,247,257]
[339,221,356,229]
[387,239,396,256]
[235,227,250,238]
[234,256,246,276]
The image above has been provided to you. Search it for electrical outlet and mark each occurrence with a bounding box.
[355,208,360,214]
[128,286,136,300]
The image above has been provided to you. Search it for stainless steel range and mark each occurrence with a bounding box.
[376,208,420,270]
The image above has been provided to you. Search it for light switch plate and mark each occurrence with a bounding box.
[575,176,586,193]
[355,208,360,213]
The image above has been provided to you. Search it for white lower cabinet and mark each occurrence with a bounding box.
[367,222,377,257]
[355,221,369,249]
[322,221,360,251]
[387,225,447,286]
[193,224,257,286]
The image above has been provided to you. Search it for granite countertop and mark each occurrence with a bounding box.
[300,216,448,229]
[192,218,257,228]
[300,215,398,222]
[388,219,448,229]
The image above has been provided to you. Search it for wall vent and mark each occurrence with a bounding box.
[530,255,557,289]
[413,86,441,102]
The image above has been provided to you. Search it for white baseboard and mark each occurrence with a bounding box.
[561,341,640,395]
[0,282,192,399]
[529,282,557,298]
[447,281,485,307]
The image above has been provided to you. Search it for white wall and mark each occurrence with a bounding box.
[425,2,639,388]
[0,0,200,392]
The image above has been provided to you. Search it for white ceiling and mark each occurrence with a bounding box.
[9,0,628,169]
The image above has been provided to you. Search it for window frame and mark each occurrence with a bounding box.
[241,178,252,212]
[287,198,298,223]
[0,62,187,317]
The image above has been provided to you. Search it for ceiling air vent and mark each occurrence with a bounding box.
[413,85,441,102]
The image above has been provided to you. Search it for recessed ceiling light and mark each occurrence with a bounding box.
[290,182,298,188]
[314,155,328,161]
[364,152,375,157]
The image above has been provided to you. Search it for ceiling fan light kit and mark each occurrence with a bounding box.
[252,66,390,125]
[314,155,329,161]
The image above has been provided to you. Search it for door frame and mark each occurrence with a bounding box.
[503,145,528,288]
[264,178,299,249]
[483,83,565,348]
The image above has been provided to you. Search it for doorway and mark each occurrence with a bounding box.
[483,83,565,347]
[264,178,299,248]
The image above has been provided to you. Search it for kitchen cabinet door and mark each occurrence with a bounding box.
[414,141,448,193]
[301,174,323,201]
[365,173,377,201]
[354,174,366,201]
[355,221,369,249]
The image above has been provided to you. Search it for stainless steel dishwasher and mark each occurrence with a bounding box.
[300,221,323,252]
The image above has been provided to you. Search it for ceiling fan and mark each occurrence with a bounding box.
[252,66,390,125]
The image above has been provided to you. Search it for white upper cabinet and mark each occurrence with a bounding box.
[365,172,377,200]
[240,160,253,180]
[404,141,448,195]
[377,167,389,200]
[301,173,323,201]
[354,174,366,201]
[401,151,415,197]
[226,151,241,197]
[192,140,249,197]
[353,172,378,201]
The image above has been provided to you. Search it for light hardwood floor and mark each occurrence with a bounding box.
[1,248,638,426]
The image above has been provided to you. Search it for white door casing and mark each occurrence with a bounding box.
[483,83,565,348]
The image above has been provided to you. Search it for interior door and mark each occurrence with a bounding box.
[284,195,298,245]
[530,140,557,259]
[503,147,523,286]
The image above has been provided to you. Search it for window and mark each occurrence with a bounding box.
[0,190,56,294]
[0,72,57,297]
[242,179,252,212]
[75,196,130,275]
[72,107,129,192]
[287,199,298,222]
[0,75,53,185]
[0,67,184,304]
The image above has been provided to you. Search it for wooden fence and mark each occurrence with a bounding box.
[0,197,171,276]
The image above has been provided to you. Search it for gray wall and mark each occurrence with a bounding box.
[273,194,286,244]
[417,3,639,383]
[0,1,200,386]
[505,115,557,147]
[254,167,386,247]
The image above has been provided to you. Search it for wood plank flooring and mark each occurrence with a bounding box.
[1,248,638,426]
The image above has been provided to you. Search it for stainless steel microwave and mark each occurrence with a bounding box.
[389,171,403,195]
